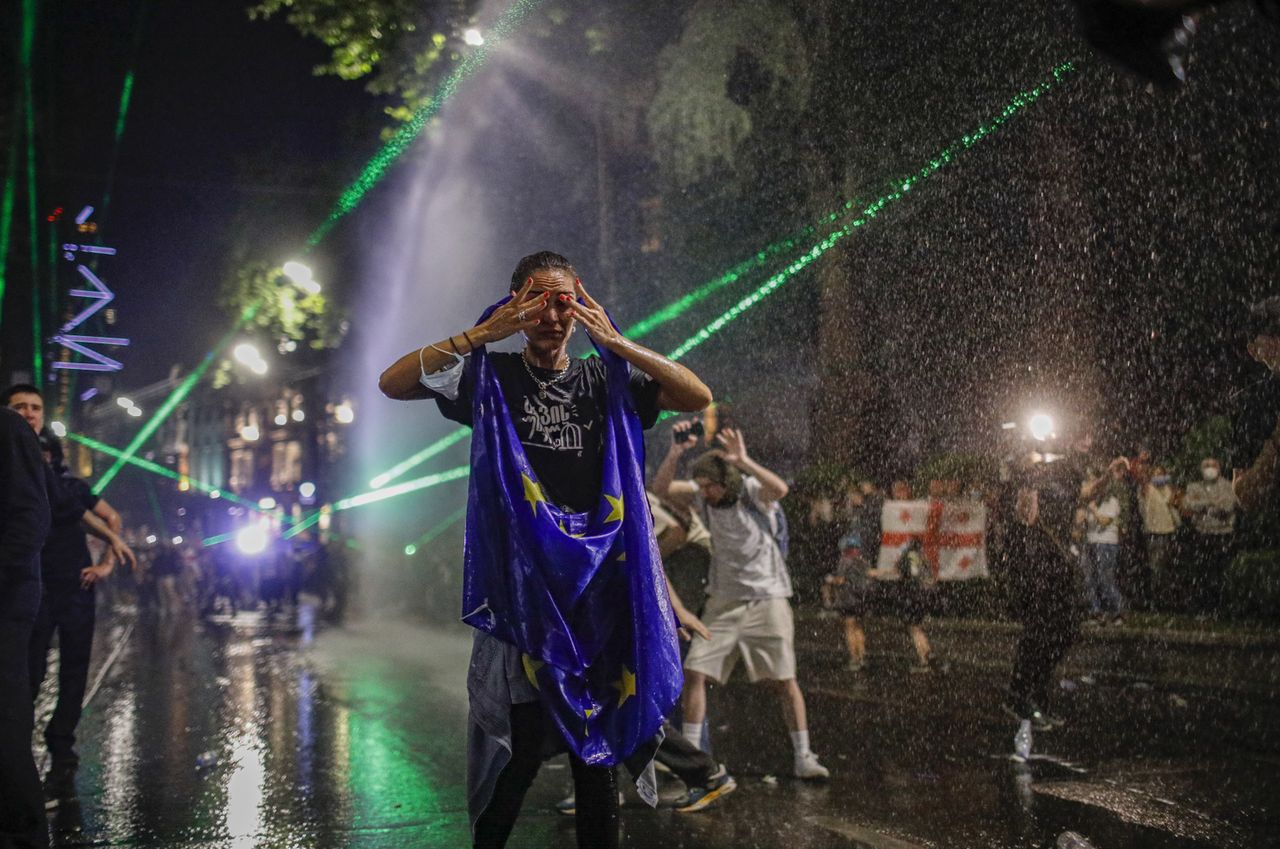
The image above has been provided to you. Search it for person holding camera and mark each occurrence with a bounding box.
[652,422,830,781]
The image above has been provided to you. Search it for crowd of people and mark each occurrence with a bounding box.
[4,246,1276,849]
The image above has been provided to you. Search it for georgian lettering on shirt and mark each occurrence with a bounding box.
[519,393,594,456]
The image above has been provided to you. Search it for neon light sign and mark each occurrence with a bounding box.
[52,206,130,372]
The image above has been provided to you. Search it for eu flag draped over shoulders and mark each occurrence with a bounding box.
[460,299,682,765]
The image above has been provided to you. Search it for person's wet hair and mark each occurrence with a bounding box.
[510,251,576,291]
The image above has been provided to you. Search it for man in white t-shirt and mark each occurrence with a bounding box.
[652,422,829,780]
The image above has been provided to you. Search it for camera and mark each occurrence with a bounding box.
[675,420,705,444]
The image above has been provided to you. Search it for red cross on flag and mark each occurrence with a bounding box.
[877,499,989,581]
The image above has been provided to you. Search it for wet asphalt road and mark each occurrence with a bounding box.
[37,606,1280,849]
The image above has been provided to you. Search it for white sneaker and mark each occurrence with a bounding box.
[793,751,830,780]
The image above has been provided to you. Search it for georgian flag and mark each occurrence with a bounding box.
[877,499,989,581]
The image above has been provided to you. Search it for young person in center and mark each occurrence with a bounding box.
[379,251,711,849]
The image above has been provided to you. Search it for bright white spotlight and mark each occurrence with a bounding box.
[282,261,312,284]
[241,424,260,442]
[127,406,143,417]
[233,343,260,365]
[145,534,157,545]
[291,409,305,422]
[1028,413,1055,442]
[210,489,222,500]
[334,402,354,424]
[274,413,287,426]
[236,524,269,555]
[250,360,268,376]
[171,536,184,545]
[258,496,277,510]
[298,482,316,500]
[50,420,67,437]
[463,28,484,46]
[117,397,133,408]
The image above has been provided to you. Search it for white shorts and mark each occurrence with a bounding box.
[683,596,796,684]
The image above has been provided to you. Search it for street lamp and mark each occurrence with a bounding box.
[282,261,321,295]
[236,523,269,555]
[233,342,269,376]
[1028,413,1055,442]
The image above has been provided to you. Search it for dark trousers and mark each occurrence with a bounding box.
[656,721,716,787]
[28,586,96,768]
[1189,533,1234,614]
[1008,536,1081,716]
[474,703,618,849]
[0,579,48,849]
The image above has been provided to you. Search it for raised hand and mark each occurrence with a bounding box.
[563,279,621,348]
[480,277,551,343]
[669,419,699,456]
[715,427,749,466]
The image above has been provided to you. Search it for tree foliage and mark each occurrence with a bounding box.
[646,0,811,188]
[248,0,476,127]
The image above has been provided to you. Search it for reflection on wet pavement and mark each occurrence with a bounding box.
[44,608,1279,848]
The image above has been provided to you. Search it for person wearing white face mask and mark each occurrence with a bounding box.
[1181,458,1239,615]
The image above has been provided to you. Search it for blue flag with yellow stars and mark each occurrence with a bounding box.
[460,299,682,766]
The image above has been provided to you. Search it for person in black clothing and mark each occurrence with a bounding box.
[1001,443,1085,736]
[0,408,52,849]
[6,385,135,802]
[1232,296,1280,534]
[378,251,711,849]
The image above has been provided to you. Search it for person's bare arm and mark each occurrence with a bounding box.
[1234,421,1280,512]
[664,573,710,641]
[378,278,552,400]
[567,280,712,412]
[716,428,788,502]
[93,497,123,534]
[652,422,699,508]
[79,510,137,571]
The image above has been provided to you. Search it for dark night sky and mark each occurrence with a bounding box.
[33,0,373,385]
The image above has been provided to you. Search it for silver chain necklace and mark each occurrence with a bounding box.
[521,352,570,399]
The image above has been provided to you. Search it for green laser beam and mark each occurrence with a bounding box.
[355,60,1076,493]
[66,431,265,513]
[403,504,468,555]
[307,0,544,247]
[281,509,323,541]
[666,61,1077,363]
[369,426,470,488]
[335,464,470,511]
[202,531,235,547]
[0,120,16,326]
[209,464,471,549]
[92,302,260,495]
[23,0,41,385]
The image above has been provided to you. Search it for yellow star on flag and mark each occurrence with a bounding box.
[521,653,544,689]
[611,666,636,708]
[522,473,547,516]
[603,493,624,524]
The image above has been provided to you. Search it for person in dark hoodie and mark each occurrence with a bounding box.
[0,407,51,849]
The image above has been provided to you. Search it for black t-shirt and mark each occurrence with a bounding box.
[41,471,99,590]
[1232,371,1280,545]
[430,352,662,513]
